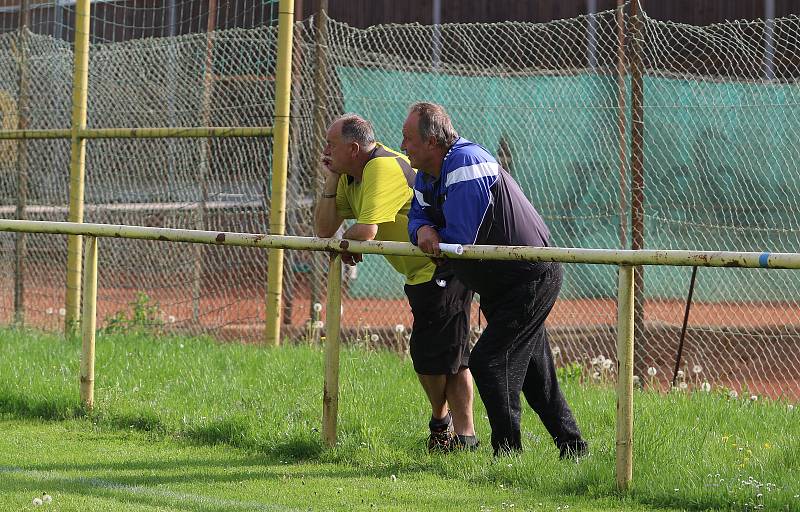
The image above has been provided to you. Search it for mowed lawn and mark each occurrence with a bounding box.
[0,328,798,511]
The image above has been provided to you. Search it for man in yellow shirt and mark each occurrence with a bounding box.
[314,114,477,452]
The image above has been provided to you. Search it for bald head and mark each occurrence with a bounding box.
[333,114,376,147]
[322,113,377,178]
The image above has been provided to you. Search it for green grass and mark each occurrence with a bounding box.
[0,328,798,511]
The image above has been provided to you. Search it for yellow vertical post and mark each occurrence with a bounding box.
[264,0,295,346]
[616,265,635,491]
[322,255,342,447]
[79,236,98,410]
[64,0,92,337]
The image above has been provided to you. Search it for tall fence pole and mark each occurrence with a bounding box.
[310,1,329,327]
[64,0,93,337]
[629,0,647,379]
[14,0,31,327]
[322,254,342,446]
[763,0,775,81]
[79,236,98,410]
[282,0,305,328]
[432,0,442,69]
[615,0,628,250]
[586,0,598,69]
[265,0,295,346]
[616,265,635,491]
[194,0,218,325]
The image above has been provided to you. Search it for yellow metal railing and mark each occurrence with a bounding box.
[3,218,800,490]
[0,0,293,344]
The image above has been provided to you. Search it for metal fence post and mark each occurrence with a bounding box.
[322,254,342,446]
[265,0,296,346]
[616,264,635,490]
[79,236,98,410]
[64,0,92,338]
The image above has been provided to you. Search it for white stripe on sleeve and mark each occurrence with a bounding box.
[444,162,500,187]
[414,189,430,207]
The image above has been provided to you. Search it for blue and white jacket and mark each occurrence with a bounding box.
[408,138,552,299]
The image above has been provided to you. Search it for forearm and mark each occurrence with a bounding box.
[408,193,437,245]
[343,223,378,241]
[314,176,343,237]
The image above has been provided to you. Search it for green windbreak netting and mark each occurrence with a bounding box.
[339,67,800,302]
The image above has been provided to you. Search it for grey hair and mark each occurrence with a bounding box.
[335,113,376,146]
[408,102,459,148]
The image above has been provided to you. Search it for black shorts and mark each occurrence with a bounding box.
[404,266,473,375]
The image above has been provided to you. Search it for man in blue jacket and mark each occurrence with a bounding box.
[402,102,588,458]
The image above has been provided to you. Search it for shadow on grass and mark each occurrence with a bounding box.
[0,392,326,463]
[0,391,85,422]
[0,390,172,436]
[184,417,324,460]
[105,410,167,433]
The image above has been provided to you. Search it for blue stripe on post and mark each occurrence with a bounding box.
[759,252,770,268]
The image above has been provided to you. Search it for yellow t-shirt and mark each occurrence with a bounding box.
[335,144,436,286]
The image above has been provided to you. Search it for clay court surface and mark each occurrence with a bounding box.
[3,283,799,399]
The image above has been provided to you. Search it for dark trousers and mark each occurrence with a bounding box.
[469,262,584,454]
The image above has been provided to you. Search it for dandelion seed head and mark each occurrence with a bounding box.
[701,382,711,392]
[677,370,685,378]
[42,494,52,504]
[58,308,66,317]
[789,404,794,412]
[32,498,42,506]
[591,357,599,365]
[592,371,600,380]
[168,315,176,323]
[750,395,758,401]
[551,346,561,356]
[729,390,739,399]
[313,320,324,329]
[597,355,606,363]
[313,302,323,312]
[679,382,688,390]
[632,375,640,385]
[693,364,703,374]
[46,307,53,315]
[647,367,657,377]
[602,359,613,370]
[370,334,379,342]
[394,324,405,333]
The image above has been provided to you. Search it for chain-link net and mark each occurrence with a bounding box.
[1,2,799,398]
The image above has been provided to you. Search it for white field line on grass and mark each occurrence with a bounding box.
[0,466,302,511]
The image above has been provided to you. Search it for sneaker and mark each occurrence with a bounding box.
[558,440,589,461]
[452,434,480,452]
[427,414,455,453]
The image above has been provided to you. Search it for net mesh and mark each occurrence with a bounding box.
[0,2,799,399]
